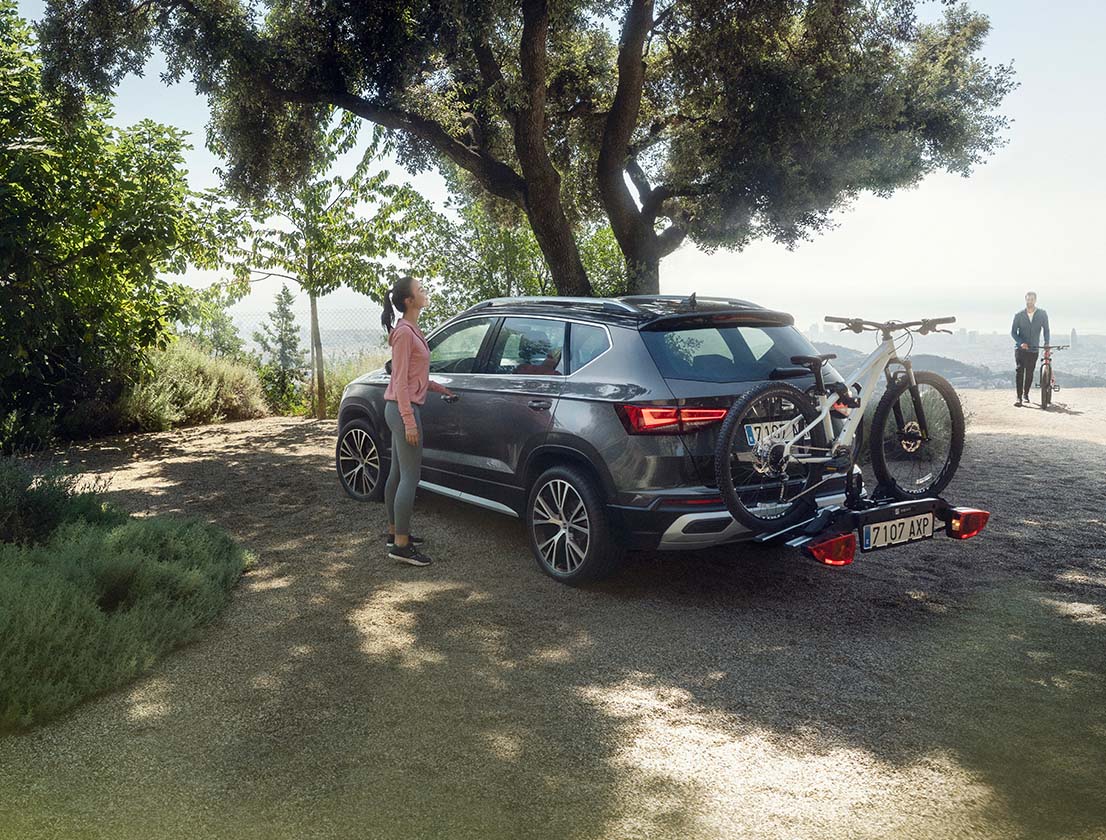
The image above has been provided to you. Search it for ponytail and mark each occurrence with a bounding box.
[381,275,417,333]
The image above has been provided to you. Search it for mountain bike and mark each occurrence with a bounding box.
[1035,344,1068,410]
[715,316,966,533]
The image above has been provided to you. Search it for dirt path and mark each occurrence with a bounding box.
[2,390,1104,839]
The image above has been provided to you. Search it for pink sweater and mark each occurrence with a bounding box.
[384,319,447,431]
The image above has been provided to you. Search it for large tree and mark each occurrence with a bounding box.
[37,0,1014,295]
[0,2,221,448]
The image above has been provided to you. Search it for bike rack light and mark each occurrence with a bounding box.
[947,508,990,540]
[807,532,856,566]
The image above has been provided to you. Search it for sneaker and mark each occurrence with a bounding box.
[389,543,432,566]
[383,533,424,546]
[1014,399,1023,407]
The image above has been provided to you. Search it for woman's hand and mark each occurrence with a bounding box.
[405,426,419,447]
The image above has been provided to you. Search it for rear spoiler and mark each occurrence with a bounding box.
[639,309,795,331]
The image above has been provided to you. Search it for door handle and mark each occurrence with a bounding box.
[441,393,460,404]
[528,399,552,411]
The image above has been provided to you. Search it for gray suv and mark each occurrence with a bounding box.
[336,295,853,583]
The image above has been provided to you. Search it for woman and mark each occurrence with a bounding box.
[381,276,453,566]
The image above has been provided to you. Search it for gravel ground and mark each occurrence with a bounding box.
[1,389,1104,840]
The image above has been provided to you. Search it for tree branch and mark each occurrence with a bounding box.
[656,222,687,257]
[597,0,655,259]
[642,180,714,221]
[248,74,527,208]
[624,156,653,203]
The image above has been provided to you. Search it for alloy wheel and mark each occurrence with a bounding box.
[338,427,381,497]
[531,479,591,574]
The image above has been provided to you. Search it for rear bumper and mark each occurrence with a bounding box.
[607,471,859,551]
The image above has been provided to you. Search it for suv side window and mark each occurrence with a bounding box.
[487,318,566,376]
[568,323,610,373]
[428,318,494,373]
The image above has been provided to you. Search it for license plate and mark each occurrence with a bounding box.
[744,420,796,447]
[861,513,934,551]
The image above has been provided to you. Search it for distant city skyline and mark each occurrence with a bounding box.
[16,0,1106,333]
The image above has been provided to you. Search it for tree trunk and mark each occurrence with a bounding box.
[626,255,661,296]
[523,194,591,296]
[514,0,593,299]
[309,291,326,420]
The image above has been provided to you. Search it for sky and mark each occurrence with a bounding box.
[16,0,1106,334]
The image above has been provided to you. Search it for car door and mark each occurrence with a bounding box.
[417,316,498,489]
[450,316,568,507]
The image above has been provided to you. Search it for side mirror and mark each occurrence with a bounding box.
[384,359,392,375]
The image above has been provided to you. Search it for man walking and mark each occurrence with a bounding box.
[1011,291,1050,407]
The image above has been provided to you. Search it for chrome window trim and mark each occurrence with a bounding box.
[426,313,615,379]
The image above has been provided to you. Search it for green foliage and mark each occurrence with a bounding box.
[417,185,626,328]
[0,3,226,451]
[34,0,1015,290]
[117,338,268,433]
[252,285,306,412]
[245,126,426,303]
[307,351,389,420]
[0,460,121,545]
[175,285,248,360]
[0,462,251,730]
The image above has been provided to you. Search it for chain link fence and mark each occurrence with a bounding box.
[231,307,390,417]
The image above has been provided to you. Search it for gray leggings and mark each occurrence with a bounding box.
[384,401,423,535]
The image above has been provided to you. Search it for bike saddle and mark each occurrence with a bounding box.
[790,353,836,368]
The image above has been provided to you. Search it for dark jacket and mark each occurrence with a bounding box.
[1011,308,1050,349]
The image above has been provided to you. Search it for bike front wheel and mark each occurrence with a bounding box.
[715,381,828,533]
[1040,364,1052,409]
[870,371,965,500]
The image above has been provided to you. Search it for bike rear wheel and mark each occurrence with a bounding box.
[1040,364,1052,409]
[870,371,964,500]
[715,382,828,533]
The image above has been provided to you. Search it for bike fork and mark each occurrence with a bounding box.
[886,361,930,440]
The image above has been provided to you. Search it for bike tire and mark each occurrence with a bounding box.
[870,371,965,500]
[714,381,828,533]
[1040,365,1052,409]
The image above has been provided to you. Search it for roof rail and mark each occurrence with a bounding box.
[619,294,755,307]
[470,296,642,313]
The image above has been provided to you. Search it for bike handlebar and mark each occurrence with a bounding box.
[824,315,956,335]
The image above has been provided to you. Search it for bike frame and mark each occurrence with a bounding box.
[1035,344,1068,392]
[777,334,911,463]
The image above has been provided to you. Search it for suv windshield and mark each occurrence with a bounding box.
[642,324,821,383]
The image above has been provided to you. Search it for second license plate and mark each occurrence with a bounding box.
[861,513,934,552]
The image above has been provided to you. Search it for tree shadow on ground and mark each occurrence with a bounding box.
[1,421,1103,839]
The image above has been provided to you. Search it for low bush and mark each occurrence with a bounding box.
[0,459,251,731]
[117,338,268,432]
[303,352,389,419]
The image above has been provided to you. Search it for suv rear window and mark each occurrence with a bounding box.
[641,324,820,383]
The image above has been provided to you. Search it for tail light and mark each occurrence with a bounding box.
[947,508,989,540]
[808,532,856,566]
[617,405,728,434]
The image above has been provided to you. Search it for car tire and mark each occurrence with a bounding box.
[526,465,622,584]
[336,418,388,502]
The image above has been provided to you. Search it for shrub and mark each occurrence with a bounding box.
[117,338,268,432]
[0,460,251,731]
[0,459,121,545]
[305,351,389,419]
